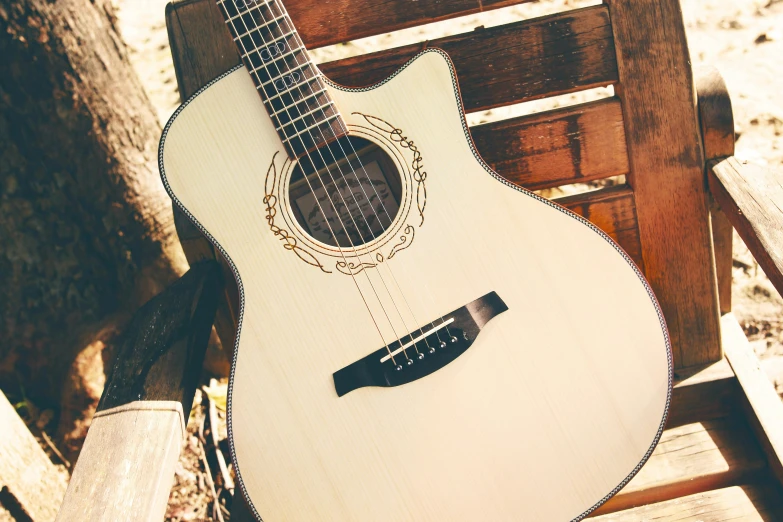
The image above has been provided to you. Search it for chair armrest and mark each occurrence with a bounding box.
[708,156,783,297]
[56,260,223,522]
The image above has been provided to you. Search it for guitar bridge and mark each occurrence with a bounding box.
[333,291,508,397]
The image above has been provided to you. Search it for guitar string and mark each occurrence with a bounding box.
[227,0,459,360]
[260,2,459,351]
[248,1,431,359]
[225,0,425,363]
[255,5,435,356]
[222,0,403,363]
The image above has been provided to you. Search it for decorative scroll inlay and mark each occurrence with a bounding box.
[388,225,415,259]
[264,152,332,274]
[262,116,426,275]
[354,113,427,226]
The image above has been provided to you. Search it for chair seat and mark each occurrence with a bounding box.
[591,484,783,521]
[586,316,783,520]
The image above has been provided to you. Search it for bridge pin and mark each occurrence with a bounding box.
[440,341,447,349]
[395,365,403,371]
[418,353,425,360]
[450,336,458,343]
[429,347,436,354]
[406,359,414,366]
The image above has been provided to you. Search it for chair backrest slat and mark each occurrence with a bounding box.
[472,97,628,191]
[556,186,643,270]
[166,0,238,99]
[321,6,617,112]
[286,0,533,49]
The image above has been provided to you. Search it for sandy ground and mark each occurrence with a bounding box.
[111,0,783,519]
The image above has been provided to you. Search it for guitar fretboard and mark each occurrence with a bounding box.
[216,0,347,159]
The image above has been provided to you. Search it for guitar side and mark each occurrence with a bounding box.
[160,50,672,522]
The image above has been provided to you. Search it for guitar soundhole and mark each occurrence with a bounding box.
[288,135,402,248]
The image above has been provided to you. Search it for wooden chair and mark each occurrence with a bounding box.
[57,0,783,520]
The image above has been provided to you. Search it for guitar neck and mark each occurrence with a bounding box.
[216,0,347,159]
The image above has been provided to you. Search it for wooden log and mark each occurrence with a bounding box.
[56,261,222,522]
[0,0,187,456]
[722,313,783,489]
[695,65,735,314]
[708,157,783,299]
[473,97,629,191]
[605,0,722,369]
[320,5,618,112]
[555,186,643,271]
[0,391,68,522]
[590,484,783,521]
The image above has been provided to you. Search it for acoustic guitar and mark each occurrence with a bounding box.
[159,1,672,520]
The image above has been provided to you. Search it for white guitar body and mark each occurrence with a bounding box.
[160,50,671,521]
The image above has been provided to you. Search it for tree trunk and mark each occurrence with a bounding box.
[0,0,187,458]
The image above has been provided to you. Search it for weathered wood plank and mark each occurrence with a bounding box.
[723,313,783,489]
[0,391,68,522]
[473,97,628,190]
[168,2,618,113]
[594,415,766,515]
[285,0,532,49]
[171,0,552,51]
[668,358,738,429]
[98,262,222,412]
[709,157,783,298]
[606,0,722,369]
[590,484,783,521]
[320,5,618,112]
[554,186,643,271]
[696,65,735,314]
[57,262,222,521]
[166,0,238,98]
[56,403,185,522]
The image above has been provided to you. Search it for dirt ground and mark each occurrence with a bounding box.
[108,0,783,519]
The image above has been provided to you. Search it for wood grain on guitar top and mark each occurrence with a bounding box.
[160,51,671,521]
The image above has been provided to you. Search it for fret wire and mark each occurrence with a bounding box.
[249,47,301,74]
[239,29,300,75]
[241,28,296,50]
[223,0,271,23]
[261,75,323,103]
[233,14,288,40]
[218,0,347,158]
[281,114,341,143]
[256,60,312,87]
[274,100,335,131]
[268,86,328,117]
[254,16,330,121]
